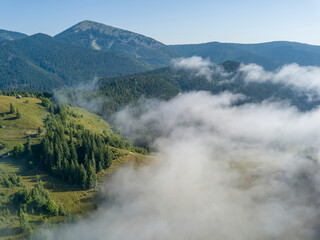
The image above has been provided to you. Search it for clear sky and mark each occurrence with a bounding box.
[1,0,320,45]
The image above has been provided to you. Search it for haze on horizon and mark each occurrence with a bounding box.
[1,0,320,45]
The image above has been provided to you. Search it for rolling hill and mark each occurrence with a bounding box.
[55,20,179,67]
[0,33,149,90]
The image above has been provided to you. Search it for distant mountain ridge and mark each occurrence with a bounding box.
[55,20,178,67]
[0,29,27,41]
[232,41,320,66]
[2,20,320,91]
[169,41,320,69]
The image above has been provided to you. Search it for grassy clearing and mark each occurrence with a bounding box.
[67,107,112,135]
[0,96,46,155]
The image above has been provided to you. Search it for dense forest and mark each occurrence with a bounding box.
[32,104,147,189]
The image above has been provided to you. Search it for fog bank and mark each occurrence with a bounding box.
[36,91,320,240]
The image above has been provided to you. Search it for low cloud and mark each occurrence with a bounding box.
[36,91,320,240]
[53,78,106,114]
[240,63,320,95]
[172,56,229,81]
[173,57,320,98]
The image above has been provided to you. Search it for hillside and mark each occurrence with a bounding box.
[0,34,149,91]
[0,30,27,41]
[55,20,179,67]
[0,96,46,155]
[84,62,319,115]
[0,95,149,239]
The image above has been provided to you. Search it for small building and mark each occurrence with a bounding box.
[16,95,22,99]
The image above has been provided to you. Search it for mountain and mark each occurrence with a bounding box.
[55,20,179,67]
[169,41,320,70]
[0,29,27,41]
[0,33,149,90]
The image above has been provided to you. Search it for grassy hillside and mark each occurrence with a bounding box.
[0,95,149,239]
[0,96,46,155]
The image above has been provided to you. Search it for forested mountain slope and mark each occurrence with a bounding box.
[91,61,319,114]
[0,34,149,91]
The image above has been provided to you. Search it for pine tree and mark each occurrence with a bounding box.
[87,165,97,189]
[19,211,31,233]
[9,102,15,114]
[70,143,78,162]
[84,154,89,169]
[16,108,21,119]
[79,164,87,189]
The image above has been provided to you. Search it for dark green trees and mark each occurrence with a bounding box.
[39,115,114,189]
[12,144,25,156]
[12,180,62,216]
[19,211,31,233]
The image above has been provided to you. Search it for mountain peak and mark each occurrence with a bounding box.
[55,20,178,67]
[70,20,116,34]
[0,29,28,41]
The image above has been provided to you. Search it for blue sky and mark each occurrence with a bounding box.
[1,0,320,45]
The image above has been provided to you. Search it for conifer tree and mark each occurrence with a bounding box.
[79,164,87,189]
[9,102,15,114]
[16,108,21,119]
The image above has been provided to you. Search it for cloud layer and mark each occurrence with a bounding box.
[53,77,106,114]
[172,56,230,81]
[36,91,320,240]
[240,63,320,94]
[173,57,320,98]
